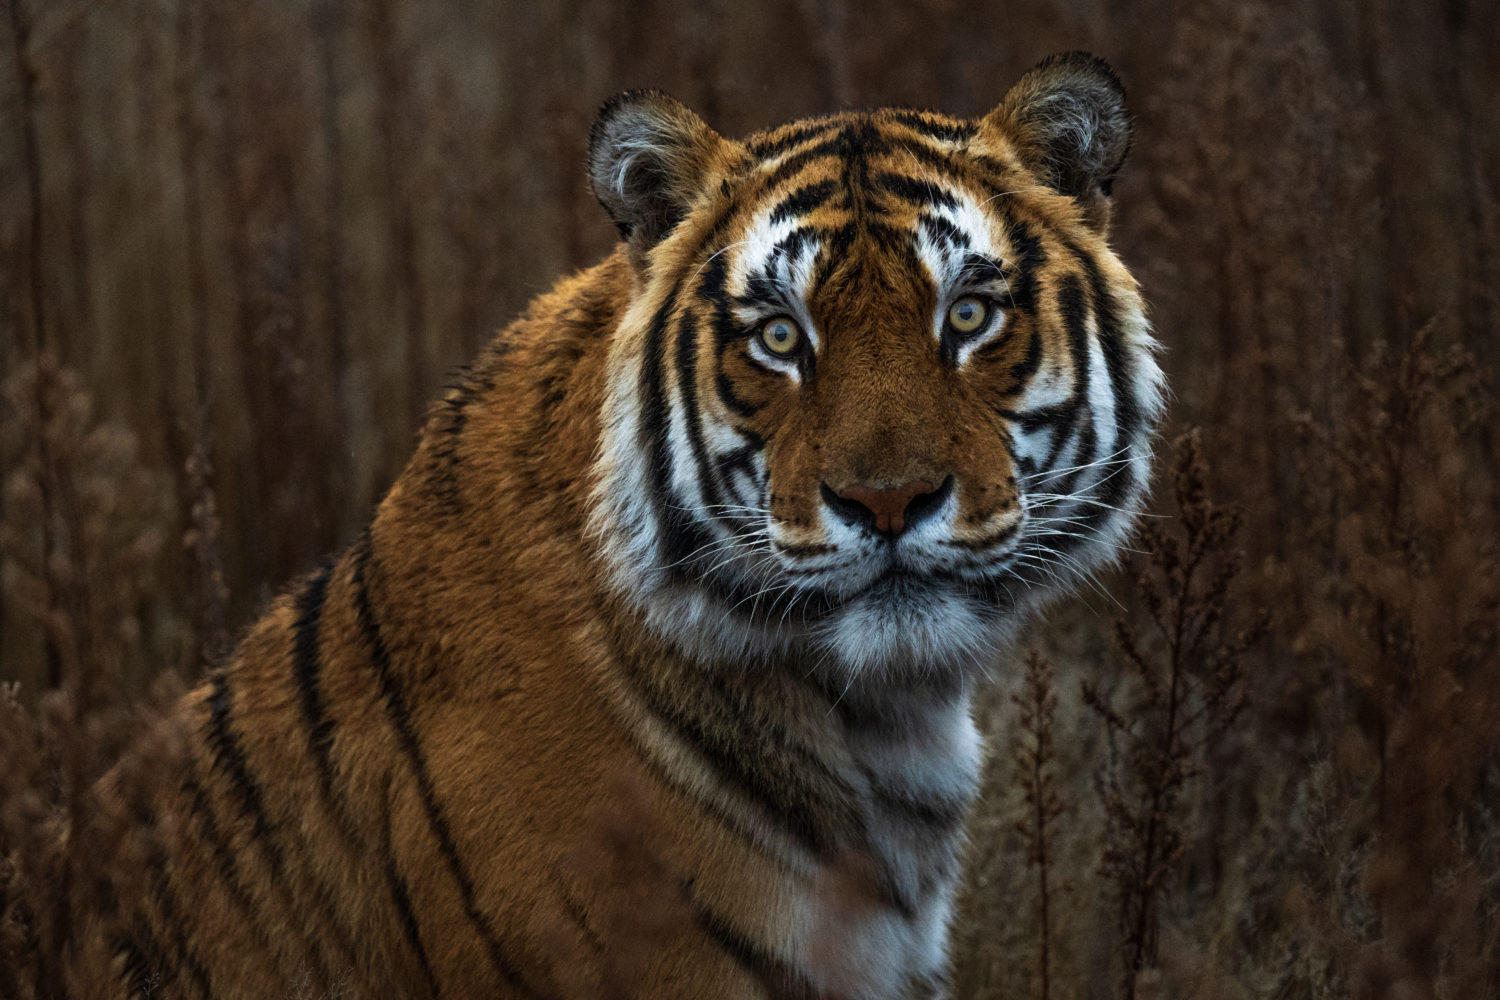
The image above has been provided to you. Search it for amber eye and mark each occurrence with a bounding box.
[947,296,990,335]
[759,316,803,355]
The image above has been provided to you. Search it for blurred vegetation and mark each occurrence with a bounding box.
[2,0,1497,996]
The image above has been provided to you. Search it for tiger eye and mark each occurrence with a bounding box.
[947,296,990,335]
[760,316,803,355]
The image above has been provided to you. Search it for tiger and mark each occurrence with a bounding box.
[101,52,1163,999]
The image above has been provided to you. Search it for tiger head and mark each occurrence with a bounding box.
[588,54,1164,689]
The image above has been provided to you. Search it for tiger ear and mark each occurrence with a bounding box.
[589,90,725,263]
[986,52,1133,231]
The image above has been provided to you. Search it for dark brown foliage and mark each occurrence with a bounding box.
[1294,320,1500,999]
[1,0,1497,997]
[1012,651,1063,1000]
[0,359,188,999]
[1083,430,1265,998]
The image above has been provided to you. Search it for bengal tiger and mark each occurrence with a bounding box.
[103,52,1163,999]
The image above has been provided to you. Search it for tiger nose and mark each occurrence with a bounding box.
[819,477,954,537]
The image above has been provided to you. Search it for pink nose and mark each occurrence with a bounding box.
[834,480,939,536]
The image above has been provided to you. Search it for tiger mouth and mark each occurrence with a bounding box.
[838,564,963,604]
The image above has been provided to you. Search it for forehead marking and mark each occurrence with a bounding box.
[913,189,1004,289]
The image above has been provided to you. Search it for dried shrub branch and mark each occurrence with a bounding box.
[1012,650,1064,1000]
[0,357,186,999]
[1084,430,1266,998]
[0,358,170,698]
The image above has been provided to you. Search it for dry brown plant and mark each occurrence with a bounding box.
[1295,320,1500,1000]
[1084,430,1266,999]
[0,357,187,999]
[0,358,171,698]
[1011,650,1063,1000]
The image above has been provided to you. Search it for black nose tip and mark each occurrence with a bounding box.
[902,475,954,532]
[819,476,955,537]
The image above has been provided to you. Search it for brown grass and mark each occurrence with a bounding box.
[1,0,1497,997]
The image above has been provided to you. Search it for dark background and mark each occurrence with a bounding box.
[2,1,1497,996]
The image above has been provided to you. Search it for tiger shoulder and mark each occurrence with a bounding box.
[107,52,1164,999]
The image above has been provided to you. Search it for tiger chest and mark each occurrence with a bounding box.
[779,701,981,999]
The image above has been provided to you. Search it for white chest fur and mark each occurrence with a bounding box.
[785,696,982,999]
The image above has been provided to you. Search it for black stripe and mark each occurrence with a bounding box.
[715,367,760,418]
[615,656,853,857]
[378,772,441,995]
[968,151,1013,176]
[618,717,806,870]
[149,868,216,1000]
[1004,327,1043,385]
[205,665,282,853]
[1075,248,1143,502]
[729,227,818,318]
[290,561,436,991]
[285,562,393,981]
[871,170,958,210]
[715,443,763,491]
[870,218,919,255]
[183,777,259,929]
[640,277,718,581]
[768,179,839,224]
[688,882,823,1000]
[351,538,543,998]
[385,859,438,995]
[747,121,839,160]
[547,865,606,958]
[822,222,858,266]
[757,121,890,193]
[996,403,1067,434]
[958,251,1007,286]
[715,442,767,526]
[869,781,969,830]
[1051,241,1141,550]
[842,122,881,223]
[692,257,772,539]
[773,226,818,272]
[182,777,304,984]
[919,212,969,252]
[427,363,498,511]
[537,371,569,413]
[675,307,730,524]
[1003,218,1046,310]
[1045,272,1093,475]
[758,136,844,190]
[889,132,976,184]
[943,519,1022,553]
[995,272,1093,478]
[205,648,362,988]
[886,110,976,144]
[291,562,344,826]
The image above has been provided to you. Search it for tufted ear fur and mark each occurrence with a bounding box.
[589,91,726,263]
[988,53,1133,232]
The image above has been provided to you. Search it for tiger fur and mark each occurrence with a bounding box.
[104,52,1164,999]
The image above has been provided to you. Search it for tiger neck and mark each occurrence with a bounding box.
[610,624,984,860]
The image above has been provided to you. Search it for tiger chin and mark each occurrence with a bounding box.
[110,54,1163,1000]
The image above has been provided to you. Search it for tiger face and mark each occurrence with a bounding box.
[590,55,1164,687]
